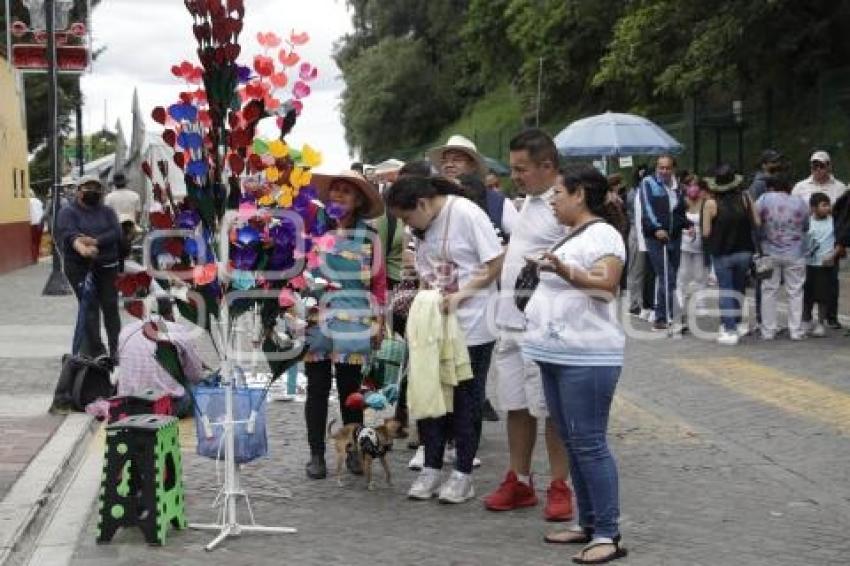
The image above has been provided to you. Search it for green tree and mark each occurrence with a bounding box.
[340,37,459,160]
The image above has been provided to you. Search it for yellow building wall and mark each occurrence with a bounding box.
[0,59,29,223]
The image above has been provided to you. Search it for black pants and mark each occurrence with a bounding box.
[419,342,494,474]
[803,265,835,322]
[64,262,121,362]
[641,251,656,310]
[827,259,840,322]
[304,361,363,455]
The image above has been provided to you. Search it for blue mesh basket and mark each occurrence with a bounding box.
[193,385,268,464]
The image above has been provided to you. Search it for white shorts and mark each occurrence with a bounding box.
[494,332,548,418]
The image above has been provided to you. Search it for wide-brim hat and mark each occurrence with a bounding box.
[428,134,488,178]
[706,173,743,193]
[312,170,385,219]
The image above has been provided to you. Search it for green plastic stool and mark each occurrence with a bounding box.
[96,415,186,545]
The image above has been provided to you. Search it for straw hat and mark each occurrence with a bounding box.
[311,170,385,219]
[705,165,743,193]
[428,134,488,178]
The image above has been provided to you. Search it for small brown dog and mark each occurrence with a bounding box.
[327,418,401,490]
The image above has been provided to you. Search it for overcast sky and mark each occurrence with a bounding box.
[80,0,354,171]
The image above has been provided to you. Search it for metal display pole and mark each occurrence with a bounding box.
[41,0,71,296]
[189,318,296,552]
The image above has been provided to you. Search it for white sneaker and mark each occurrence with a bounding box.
[473,457,481,468]
[639,309,652,321]
[736,323,750,337]
[438,470,475,504]
[717,330,739,346]
[760,330,776,341]
[443,446,456,465]
[811,323,826,337]
[408,446,425,471]
[408,468,442,500]
[790,332,807,341]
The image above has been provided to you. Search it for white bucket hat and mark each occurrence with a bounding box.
[428,134,488,178]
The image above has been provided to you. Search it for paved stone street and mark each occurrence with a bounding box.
[2,262,850,565]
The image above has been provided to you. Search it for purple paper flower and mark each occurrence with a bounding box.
[268,244,295,270]
[176,210,201,230]
[232,246,259,271]
[325,202,347,220]
[269,222,296,246]
[237,65,253,84]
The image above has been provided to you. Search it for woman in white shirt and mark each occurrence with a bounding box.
[384,175,504,504]
[522,165,628,564]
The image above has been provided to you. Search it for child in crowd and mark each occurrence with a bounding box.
[677,176,708,329]
[804,192,837,337]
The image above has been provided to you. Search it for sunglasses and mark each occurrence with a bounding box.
[811,161,828,169]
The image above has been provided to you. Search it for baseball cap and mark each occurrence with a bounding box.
[76,175,104,190]
[810,150,831,164]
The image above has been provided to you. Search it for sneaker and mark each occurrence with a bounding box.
[811,323,826,337]
[717,330,739,346]
[438,470,475,504]
[760,330,776,341]
[482,398,500,422]
[443,446,456,465]
[473,457,482,468]
[790,332,807,341]
[544,479,575,522]
[408,468,442,500]
[408,445,425,471]
[826,319,843,330]
[483,471,538,511]
[638,309,652,321]
[736,323,751,337]
[652,320,670,332]
[305,454,327,479]
[628,306,641,316]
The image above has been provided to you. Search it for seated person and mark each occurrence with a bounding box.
[117,297,205,417]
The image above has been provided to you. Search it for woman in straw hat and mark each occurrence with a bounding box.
[302,170,387,480]
[701,164,761,346]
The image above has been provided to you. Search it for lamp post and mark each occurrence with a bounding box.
[732,99,744,173]
[40,0,72,295]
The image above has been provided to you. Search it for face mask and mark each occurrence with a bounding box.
[686,184,701,200]
[81,191,101,206]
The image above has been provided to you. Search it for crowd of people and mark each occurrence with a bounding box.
[624,149,849,345]
[45,127,850,565]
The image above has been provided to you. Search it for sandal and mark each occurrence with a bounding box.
[571,538,627,564]
[544,525,593,545]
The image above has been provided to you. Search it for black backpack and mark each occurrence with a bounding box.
[59,354,116,411]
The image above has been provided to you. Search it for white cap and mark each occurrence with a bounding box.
[76,174,104,190]
[118,213,137,225]
[810,150,831,163]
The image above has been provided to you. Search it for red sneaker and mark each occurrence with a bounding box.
[544,479,575,521]
[484,471,538,511]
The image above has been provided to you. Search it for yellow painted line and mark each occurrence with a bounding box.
[610,394,701,444]
[672,356,850,436]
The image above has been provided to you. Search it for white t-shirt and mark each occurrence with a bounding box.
[500,198,520,237]
[522,222,627,367]
[792,175,847,205]
[415,196,503,346]
[497,187,566,330]
[105,189,141,220]
[29,197,44,225]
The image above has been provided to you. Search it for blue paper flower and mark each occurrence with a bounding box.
[231,269,256,291]
[236,225,261,247]
[168,102,198,122]
[232,245,259,270]
[176,210,201,230]
[187,159,208,178]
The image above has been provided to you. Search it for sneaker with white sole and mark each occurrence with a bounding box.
[473,457,481,468]
[736,323,750,337]
[438,470,475,504]
[408,445,425,471]
[408,468,442,500]
[811,323,826,337]
[717,330,739,345]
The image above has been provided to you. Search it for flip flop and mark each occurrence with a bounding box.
[571,539,628,564]
[544,526,593,545]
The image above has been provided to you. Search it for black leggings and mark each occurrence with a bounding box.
[304,361,363,454]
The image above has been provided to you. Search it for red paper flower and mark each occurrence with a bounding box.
[194,263,218,286]
[151,107,167,125]
[253,55,275,77]
[278,50,300,67]
[150,212,174,229]
[290,31,309,46]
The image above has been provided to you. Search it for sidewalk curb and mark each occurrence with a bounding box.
[0,413,95,565]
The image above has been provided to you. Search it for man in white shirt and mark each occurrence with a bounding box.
[104,172,141,224]
[792,150,847,205]
[29,191,44,263]
[483,129,573,522]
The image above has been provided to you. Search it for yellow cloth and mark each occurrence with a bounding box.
[405,290,473,419]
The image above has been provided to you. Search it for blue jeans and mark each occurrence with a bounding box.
[538,363,621,539]
[419,342,494,474]
[712,252,752,332]
[645,237,681,323]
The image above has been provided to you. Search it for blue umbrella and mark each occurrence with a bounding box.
[482,156,510,176]
[554,112,683,157]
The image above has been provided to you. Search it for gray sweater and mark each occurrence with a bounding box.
[56,200,122,266]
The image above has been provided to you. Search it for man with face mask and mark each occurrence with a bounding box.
[55,175,123,367]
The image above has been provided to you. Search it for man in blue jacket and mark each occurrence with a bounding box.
[639,155,688,330]
[55,175,123,365]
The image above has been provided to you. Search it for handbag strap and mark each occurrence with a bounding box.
[440,196,456,262]
[547,219,605,255]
